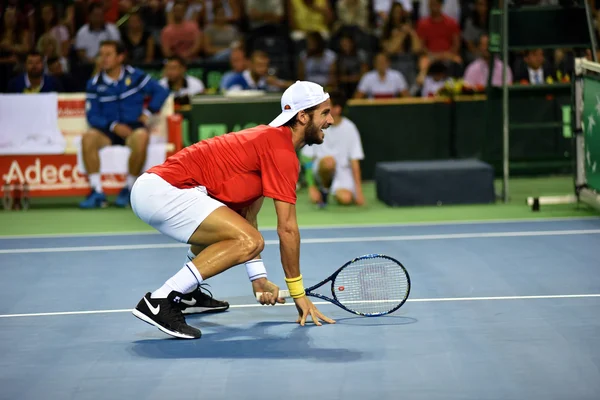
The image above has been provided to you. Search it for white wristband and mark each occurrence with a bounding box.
[246,259,267,281]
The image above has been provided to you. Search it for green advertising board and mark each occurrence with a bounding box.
[582,77,600,191]
[184,93,573,180]
[189,95,281,143]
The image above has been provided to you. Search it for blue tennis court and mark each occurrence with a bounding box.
[1,217,600,400]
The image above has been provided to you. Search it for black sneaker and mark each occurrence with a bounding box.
[132,292,202,339]
[179,284,230,315]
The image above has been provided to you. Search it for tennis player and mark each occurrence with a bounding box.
[130,81,336,339]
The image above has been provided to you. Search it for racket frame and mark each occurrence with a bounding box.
[258,254,411,316]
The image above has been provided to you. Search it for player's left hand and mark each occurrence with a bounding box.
[293,295,336,326]
[252,278,286,305]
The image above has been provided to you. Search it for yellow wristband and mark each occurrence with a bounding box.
[285,275,306,298]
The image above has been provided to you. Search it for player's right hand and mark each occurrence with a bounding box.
[293,296,336,326]
[252,278,286,306]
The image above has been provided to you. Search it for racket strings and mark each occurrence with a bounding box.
[333,258,409,315]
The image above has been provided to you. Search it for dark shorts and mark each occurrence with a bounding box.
[100,122,145,146]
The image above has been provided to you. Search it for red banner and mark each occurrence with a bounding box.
[0,155,127,197]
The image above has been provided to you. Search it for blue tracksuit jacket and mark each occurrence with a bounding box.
[85,65,169,132]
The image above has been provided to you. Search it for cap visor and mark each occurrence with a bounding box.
[269,110,295,127]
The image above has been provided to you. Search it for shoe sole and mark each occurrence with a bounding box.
[182,305,229,315]
[131,309,201,339]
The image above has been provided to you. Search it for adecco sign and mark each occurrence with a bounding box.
[0,155,125,197]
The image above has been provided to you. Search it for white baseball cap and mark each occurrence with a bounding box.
[269,81,330,127]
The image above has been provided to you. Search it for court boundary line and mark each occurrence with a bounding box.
[1,293,599,319]
[1,229,600,254]
[1,216,599,240]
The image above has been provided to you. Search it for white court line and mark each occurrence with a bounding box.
[1,229,600,254]
[1,216,599,240]
[1,294,599,319]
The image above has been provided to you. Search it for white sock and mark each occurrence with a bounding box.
[89,173,102,193]
[151,262,203,299]
[126,174,137,190]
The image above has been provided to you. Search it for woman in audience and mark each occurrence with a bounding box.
[121,11,155,64]
[331,34,368,99]
[139,0,167,41]
[204,5,239,61]
[37,32,69,73]
[204,0,241,26]
[381,3,422,57]
[34,2,70,58]
[462,0,489,64]
[298,31,336,88]
[334,0,370,33]
[0,7,31,65]
[165,0,204,25]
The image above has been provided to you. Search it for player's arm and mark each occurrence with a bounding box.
[274,199,335,325]
[274,199,301,280]
[244,197,286,306]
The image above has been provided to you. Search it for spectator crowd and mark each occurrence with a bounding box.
[1,0,597,100]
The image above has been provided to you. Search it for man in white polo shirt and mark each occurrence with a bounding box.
[301,90,365,207]
[75,2,121,64]
[354,52,410,99]
[159,56,205,106]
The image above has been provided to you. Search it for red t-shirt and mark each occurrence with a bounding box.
[416,15,460,53]
[160,21,202,60]
[147,125,299,210]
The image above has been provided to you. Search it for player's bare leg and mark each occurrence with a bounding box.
[133,207,262,339]
[79,129,111,208]
[176,243,230,314]
[189,208,284,305]
[186,207,264,279]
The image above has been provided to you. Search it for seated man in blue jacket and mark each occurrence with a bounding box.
[7,51,63,93]
[81,40,170,209]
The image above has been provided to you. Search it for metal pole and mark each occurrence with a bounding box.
[502,0,509,203]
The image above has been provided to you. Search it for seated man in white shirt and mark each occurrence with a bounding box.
[354,52,410,99]
[159,56,205,106]
[301,90,366,207]
[75,2,121,64]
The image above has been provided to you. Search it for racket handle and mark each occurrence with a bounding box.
[255,289,290,301]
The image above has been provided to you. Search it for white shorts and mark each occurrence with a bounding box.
[314,163,356,196]
[130,173,225,243]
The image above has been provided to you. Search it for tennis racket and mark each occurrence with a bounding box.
[256,254,411,316]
